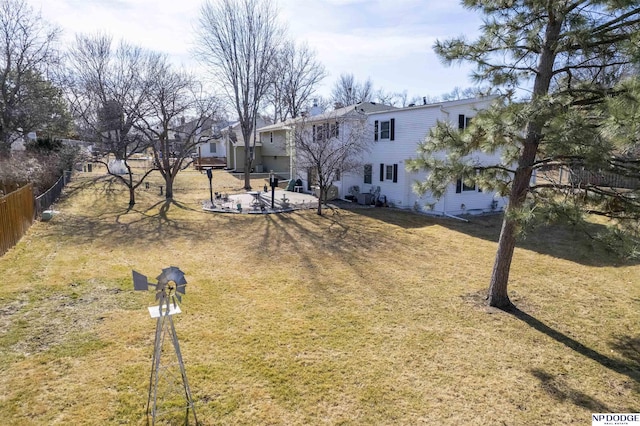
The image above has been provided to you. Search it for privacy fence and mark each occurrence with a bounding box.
[0,171,72,257]
[0,184,34,256]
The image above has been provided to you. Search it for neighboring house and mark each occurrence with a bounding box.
[339,96,507,216]
[187,117,231,169]
[223,117,273,172]
[260,96,506,216]
[257,102,396,181]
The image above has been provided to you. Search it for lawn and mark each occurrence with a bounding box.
[0,168,638,425]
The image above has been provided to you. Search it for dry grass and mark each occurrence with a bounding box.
[0,168,638,425]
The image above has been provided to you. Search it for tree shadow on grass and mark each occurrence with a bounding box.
[335,204,441,230]
[348,208,638,267]
[51,197,227,248]
[610,335,640,373]
[507,307,640,386]
[530,369,612,413]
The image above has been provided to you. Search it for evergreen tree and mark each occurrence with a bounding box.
[407,1,640,308]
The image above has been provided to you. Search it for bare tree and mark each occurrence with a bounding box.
[330,73,374,107]
[267,41,326,122]
[135,65,218,200]
[294,109,369,215]
[65,33,161,206]
[196,0,284,189]
[0,0,62,154]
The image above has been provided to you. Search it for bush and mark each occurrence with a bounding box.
[0,139,82,195]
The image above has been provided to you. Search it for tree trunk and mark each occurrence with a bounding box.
[165,175,174,199]
[487,13,561,309]
[244,148,252,190]
[316,186,323,215]
[128,186,136,206]
[127,169,135,207]
[487,216,518,308]
[487,139,538,308]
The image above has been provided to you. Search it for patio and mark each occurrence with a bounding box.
[202,189,319,214]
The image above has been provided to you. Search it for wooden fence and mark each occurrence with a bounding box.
[0,184,34,256]
[569,168,640,189]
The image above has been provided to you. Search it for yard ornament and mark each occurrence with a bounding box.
[132,267,198,425]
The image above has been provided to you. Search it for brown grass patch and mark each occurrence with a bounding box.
[0,168,638,425]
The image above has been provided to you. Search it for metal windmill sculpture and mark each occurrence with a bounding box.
[133,267,198,425]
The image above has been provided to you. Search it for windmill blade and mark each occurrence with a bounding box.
[176,283,186,295]
[132,270,149,291]
[157,266,187,287]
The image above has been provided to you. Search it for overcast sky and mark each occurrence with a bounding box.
[28,0,483,102]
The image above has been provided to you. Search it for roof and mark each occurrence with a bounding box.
[366,95,499,117]
[258,102,397,132]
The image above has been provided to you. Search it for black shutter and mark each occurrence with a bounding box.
[393,164,398,182]
[456,179,462,193]
[380,163,384,181]
[390,118,395,141]
[458,114,465,130]
[374,120,379,141]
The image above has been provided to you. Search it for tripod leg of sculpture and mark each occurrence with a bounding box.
[168,316,198,425]
[148,315,166,425]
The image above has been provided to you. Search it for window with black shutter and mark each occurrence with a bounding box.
[458,114,472,130]
[374,120,379,141]
[380,163,384,181]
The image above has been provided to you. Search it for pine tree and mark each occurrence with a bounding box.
[407,1,640,308]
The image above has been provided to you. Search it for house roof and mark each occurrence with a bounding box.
[258,102,397,132]
[366,95,499,117]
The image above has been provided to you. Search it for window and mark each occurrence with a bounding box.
[270,132,273,143]
[379,163,398,183]
[458,114,472,130]
[334,168,341,181]
[380,121,390,139]
[374,118,395,141]
[330,122,339,138]
[312,122,339,141]
[456,178,476,193]
[385,165,394,180]
[364,164,372,184]
[209,142,216,154]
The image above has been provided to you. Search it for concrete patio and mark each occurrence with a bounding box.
[202,189,319,214]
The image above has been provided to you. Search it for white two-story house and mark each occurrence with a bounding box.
[338,96,507,215]
[258,96,507,216]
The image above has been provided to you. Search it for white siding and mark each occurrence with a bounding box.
[341,97,508,214]
[199,140,226,157]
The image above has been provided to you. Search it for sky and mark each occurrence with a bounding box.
[28,0,484,104]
